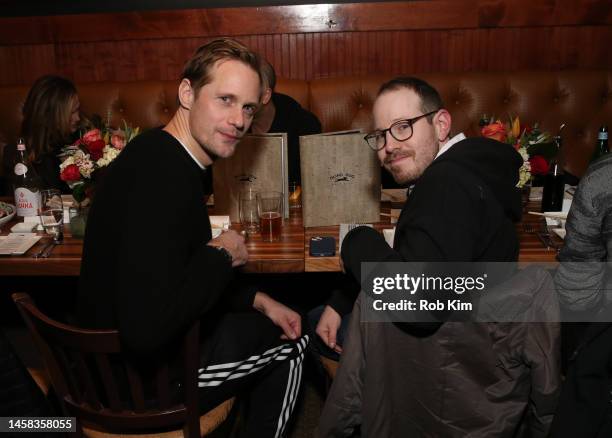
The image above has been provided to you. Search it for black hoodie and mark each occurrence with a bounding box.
[329,137,523,323]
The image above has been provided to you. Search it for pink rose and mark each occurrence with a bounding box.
[82,129,103,144]
[110,132,127,150]
[60,164,81,182]
[529,155,549,175]
[481,121,507,143]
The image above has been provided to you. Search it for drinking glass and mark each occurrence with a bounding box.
[239,187,259,235]
[39,189,64,243]
[288,181,301,210]
[257,191,283,242]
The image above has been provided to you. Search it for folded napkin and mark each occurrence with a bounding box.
[209,215,230,238]
[552,228,566,240]
[210,215,230,229]
[383,228,396,247]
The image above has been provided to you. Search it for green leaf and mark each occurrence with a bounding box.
[72,183,89,203]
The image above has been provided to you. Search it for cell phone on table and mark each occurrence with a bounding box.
[309,236,336,257]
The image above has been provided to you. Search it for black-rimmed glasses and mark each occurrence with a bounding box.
[363,110,439,151]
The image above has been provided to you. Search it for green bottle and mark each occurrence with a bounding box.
[590,126,609,163]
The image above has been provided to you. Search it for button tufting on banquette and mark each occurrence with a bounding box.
[0,70,610,179]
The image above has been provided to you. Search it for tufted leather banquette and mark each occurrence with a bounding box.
[1,70,611,179]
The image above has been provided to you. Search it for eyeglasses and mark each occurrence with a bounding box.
[363,110,440,151]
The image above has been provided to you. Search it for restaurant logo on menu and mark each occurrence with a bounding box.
[330,172,355,182]
[234,173,257,183]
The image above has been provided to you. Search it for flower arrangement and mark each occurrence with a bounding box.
[59,120,140,204]
[479,115,554,188]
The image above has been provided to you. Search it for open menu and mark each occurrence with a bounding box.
[0,233,42,255]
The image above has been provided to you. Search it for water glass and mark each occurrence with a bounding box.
[257,191,283,242]
[39,189,64,243]
[239,187,259,235]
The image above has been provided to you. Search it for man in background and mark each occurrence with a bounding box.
[250,58,322,186]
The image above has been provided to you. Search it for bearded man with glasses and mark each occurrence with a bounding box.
[317,77,559,437]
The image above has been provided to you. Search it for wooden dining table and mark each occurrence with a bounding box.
[0,199,560,277]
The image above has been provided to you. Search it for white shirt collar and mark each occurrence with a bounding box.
[175,137,206,170]
[434,132,466,160]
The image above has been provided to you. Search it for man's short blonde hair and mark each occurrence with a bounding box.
[182,38,262,96]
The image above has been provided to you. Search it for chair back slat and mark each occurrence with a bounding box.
[94,353,122,411]
[125,362,146,412]
[156,363,171,408]
[11,293,212,435]
[73,352,103,409]
[52,345,84,405]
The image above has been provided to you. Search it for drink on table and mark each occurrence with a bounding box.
[541,135,565,212]
[257,191,283,242]
[239,187,259,234]
[288,181,301,210]
[39,189,64,243]
[13,138,41,217]
[260,211,282,241]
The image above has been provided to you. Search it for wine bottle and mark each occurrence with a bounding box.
[541,135,565,212]
[590,125,609,163]
[13,138,42,217]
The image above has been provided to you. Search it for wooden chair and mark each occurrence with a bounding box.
[12,292,234,438]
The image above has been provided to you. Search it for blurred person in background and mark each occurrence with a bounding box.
[1,75,80,195]
[553,154,612,438]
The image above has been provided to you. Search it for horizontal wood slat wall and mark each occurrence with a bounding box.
[0,0,610,86]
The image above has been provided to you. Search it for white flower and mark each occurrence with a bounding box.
[96,145,120,168]
[517,161,532,188]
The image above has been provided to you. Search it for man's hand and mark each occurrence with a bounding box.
[253,292,301,340]
[207,230,248,267]
[316,305,343,353]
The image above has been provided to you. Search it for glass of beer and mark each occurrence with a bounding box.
[257,191,283,242]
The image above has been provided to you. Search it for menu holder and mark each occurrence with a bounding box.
[300,130,381,227]
[212,133,288,222]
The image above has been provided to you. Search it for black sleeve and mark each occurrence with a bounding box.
[223,277,257,312]
[326,273,361,316]
[112,157,235,356]
[296,107,322,137]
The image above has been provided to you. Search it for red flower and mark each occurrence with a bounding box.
[82,129,103,144]
[481,121,507,143]
[60,164,81,182]
[87,139,106,161]
[529,155,549,175]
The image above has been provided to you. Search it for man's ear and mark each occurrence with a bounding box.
[435,109,452,141]
[261,87,273,105]
[178,79,194,110]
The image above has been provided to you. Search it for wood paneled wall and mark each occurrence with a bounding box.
[0,0,610,86]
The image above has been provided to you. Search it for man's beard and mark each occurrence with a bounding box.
[384,143,437,185]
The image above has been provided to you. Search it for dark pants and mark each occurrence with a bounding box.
[197,312,308,438]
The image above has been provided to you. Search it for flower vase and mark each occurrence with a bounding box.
[69,206,89,239]
[520,181,532,209]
